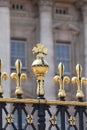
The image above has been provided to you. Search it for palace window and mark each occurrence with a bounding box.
[55,43,71,74]
[11,3,24,11]
[55,7,68,15]
[11,40,27,69]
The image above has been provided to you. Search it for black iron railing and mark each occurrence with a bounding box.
[0,96,87,130]
[0,43,87,130]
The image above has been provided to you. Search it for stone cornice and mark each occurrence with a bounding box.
[0,0,10,7]
[74,0,87,10]
[38,0,53,12]
[54,0,77,3]
[39,0,53,7]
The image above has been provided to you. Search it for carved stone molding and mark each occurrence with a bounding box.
[75,1,87,17]
[39,0,53,7]
[82,5,87,18]
[0,0,10,7]
[39,0,53,12]
[74,1,84,10]
[53,23,80,34]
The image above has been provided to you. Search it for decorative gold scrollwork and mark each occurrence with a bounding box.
[68,116,76,126]
[6,114,14,124]
[26,115,33,124]
[50,116,57,126]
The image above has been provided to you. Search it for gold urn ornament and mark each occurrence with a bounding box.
[32,43,49,97]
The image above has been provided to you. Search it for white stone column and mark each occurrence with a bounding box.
[39,0,56,99]
[82,5,87,101]
[0,5,11,98]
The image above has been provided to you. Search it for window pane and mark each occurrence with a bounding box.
[11,40,26,68]
[55,43,71,74]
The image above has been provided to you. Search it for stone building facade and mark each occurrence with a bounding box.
[0,0,87,101]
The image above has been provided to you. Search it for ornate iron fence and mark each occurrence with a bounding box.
[0,43,87,130]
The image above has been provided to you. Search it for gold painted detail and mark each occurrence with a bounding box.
[72,64,87,99]
[0,98,87,107]
[32,43,49,96]
[32,43,48,59]
[68,116,76,126]
[6,114,14,124]
[26,115,33,124]
[0,59,8,94]
[10,59,27,95]
[50,116,57,126]
[0,98,87,106]
[54,63,70,98]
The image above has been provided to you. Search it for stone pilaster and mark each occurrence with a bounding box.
[82,5,87,101]
[39,0,56,99]
[0,1,10,98]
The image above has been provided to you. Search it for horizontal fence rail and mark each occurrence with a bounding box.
[0,98,87,107]
[0,97,87,130]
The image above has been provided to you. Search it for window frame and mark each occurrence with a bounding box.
[55,7,69,15]
[11,3,24,11]
[11,39,27,70]
[55,42,71,75]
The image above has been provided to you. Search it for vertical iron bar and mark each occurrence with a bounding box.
[59,97,67,130]
[38,104,46,130]
[0,94,3,130]
[17,95,23,130]
[76,99,84,130]
[0,103,2,130]
[58,105,68,130]
[78,107,84,130]
[17,104,22,130]
[60,106,65,130]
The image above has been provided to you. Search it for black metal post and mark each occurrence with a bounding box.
[75,99,84,130]
[0,95,3,130]
[38,104,46,130]
[59,97,66,130]
[17,94,23,130]
[75,106,84,130]
[79,107,84,130]
[57,105,65,130]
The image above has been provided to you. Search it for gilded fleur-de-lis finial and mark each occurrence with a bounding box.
[0,59,8,95]
[54,62,70,98]
[32,43,49,98]
[32,43,48,59]
[72,64,87,99]
[10,59,27,96]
